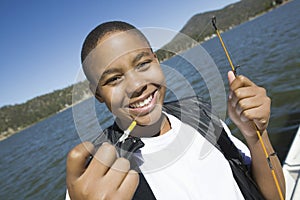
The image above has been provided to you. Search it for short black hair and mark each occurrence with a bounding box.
[81,21,150,63]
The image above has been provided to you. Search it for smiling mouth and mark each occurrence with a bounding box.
[129,92,154,109]
[129,89,158,109]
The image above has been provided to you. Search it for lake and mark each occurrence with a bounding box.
[1,1,299,199]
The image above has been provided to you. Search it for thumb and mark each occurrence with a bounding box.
[228,71,236,85]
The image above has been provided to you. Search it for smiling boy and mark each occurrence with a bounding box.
[66,21,285,200]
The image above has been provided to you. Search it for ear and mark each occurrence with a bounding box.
[89,83,104,103]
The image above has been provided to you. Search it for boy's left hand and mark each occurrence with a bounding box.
[227,71,271,138]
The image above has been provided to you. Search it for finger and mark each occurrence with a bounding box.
[233,87,257,99]
[230,75,254,91]
[230,87,256,108]
[240,106,268,123]
[104,157,131,189]
[66,141,94,181]
[235,96,263,116]
[227,71,236,85]
[85,142,118,177]
[118,170,139,198]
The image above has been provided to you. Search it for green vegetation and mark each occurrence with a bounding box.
[0,0,287,140]
[0,81,91,140]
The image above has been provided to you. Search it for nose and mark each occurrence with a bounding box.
[125,71,147,98]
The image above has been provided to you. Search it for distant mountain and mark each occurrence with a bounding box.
[156,0,285,61]
[0,0,287,140]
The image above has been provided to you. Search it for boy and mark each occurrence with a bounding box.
[66,21,285,199]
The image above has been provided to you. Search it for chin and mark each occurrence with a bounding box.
[135,104,163,126]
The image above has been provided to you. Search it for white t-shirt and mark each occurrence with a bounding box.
[66,113,251,200]
[134,113,251,200]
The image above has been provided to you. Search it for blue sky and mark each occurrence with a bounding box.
[0,0,238,107]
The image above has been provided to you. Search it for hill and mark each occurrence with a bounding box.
[0,81,91,140]
[156,0,285,61]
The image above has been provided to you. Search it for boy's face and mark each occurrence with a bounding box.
[83,31,166,127]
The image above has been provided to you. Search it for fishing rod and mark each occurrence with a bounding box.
[211,16,284,200]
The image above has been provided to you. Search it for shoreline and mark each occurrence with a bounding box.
[0,95,92,142]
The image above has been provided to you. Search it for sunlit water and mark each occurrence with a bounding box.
[1,1,299,199]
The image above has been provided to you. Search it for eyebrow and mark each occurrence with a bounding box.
[132,51,151,64]
[100,68,121,81]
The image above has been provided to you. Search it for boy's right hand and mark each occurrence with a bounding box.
[66,142,139,200]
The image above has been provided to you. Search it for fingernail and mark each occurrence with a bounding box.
[260,119,267,124]
[229,91,233,99]
[102,142,110,146]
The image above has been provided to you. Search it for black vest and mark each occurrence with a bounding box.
[92,96,265,200]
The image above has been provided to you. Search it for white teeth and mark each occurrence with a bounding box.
[130,94,153,108]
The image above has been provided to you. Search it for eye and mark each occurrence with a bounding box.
[136,60,151,71]
[104,76,123,85]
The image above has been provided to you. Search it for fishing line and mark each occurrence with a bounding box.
[195,18,238,73]
[194,19,213,43]
[212,16,284,200]
[173,18,215,50]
